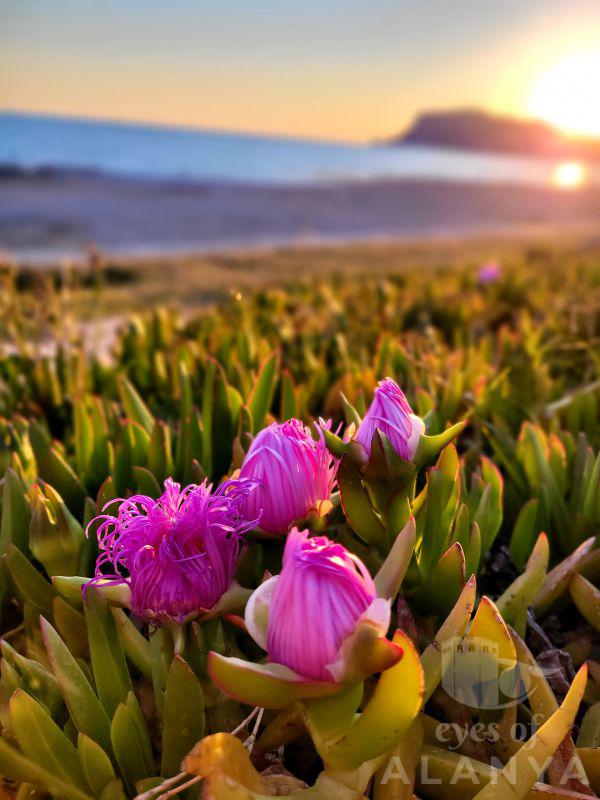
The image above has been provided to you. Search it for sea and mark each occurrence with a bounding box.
[2,111,597,187]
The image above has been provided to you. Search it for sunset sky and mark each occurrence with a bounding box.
[1,0,600,142]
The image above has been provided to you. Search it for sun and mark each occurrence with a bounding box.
[553,161,586,190]
[529,51,600,137]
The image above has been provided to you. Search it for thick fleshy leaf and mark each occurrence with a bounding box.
[325,599,400,684]
[321,426,347,459]
[207,653,340,708]
[10,689,88,788]
[577,703,600,748]
[411,541,466,615]
[1,467,30,553]
[579,749,600,794]
[41,617,112,754]
[149,627,173,720]
[338,457,388,553]
[475,456,504,552]
[53,575,132,610]
[518,423,571,554]
[373,516,416,600]
[117,376,154,434]
[110,700,151,788]
[315,630,424,770]
[29,483,84,578]
[4,645,62,718]
[0,736,93,800]
[147,422,174,483]
[418,744,593,800]
[248,352,279,434]
[280,370,298,421]
[111,608,153,678]
[132,466,161,498]
[509,498,543,570]
[303,683,364,747]
[54,596,88,658]
[29,421,86,516]
[421,575,476,703]
[470,665,587,800]
[414,421,467,467]
[84,587,133,718]
[362,430,417,487]
[7,542,57,616]
[373,717,423,800]
[445,596,516,709]
[415,447,459,579]
[511,632,592,791]
[532,537,596,616]
[161,656,205,778]
[452,504,481,576]
[496,533,549,635]
[570,573,600,632]
[78,734,116,797]
[467,596,516,666]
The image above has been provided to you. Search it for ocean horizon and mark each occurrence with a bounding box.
[2,110,597,188]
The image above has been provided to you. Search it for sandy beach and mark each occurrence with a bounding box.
[1,170,600,264]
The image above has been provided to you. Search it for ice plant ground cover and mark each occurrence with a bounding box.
[0,251,599,800]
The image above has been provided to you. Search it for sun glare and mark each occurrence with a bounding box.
[553,161,586,190]
[529,52,600,137]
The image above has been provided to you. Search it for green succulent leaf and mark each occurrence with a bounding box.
[208,653,340,709]
[414,420,467,468]
[41,616,112,754]
[6,542,57,616]
[313,630,424,771]
[84,587,133,718]
[248,351,280,434]
[9,688,88,788]
[117,376,154,435]
[0,736,94,800]
[338,457,388,554]
[496,532,549,635]
[161,655,206,777]
[78,733,117,797]
[110,699,152,789]
[1,467,30,554]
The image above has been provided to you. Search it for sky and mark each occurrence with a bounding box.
[1,0,600,142]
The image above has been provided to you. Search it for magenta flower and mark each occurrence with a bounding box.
[355,378,424,461]
[245,528,391,682]
[239,419,338,534]
[477,261,501,285]
[85,478,259,624]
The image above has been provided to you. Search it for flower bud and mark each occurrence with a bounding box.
[85,477,258,625]
[257,528,385,681]
[239,419,338,534]
[477,261,501,285]
[355,378,424,461]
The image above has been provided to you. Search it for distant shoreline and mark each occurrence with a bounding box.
[1,169,600,266]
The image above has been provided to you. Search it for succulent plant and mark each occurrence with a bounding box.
[1,254,599,799]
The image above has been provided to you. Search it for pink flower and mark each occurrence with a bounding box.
[246,529,390,682]
[85,478,258,624]
[239,419,338,534]
[355,378,424,461]
[477,261,501,285]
